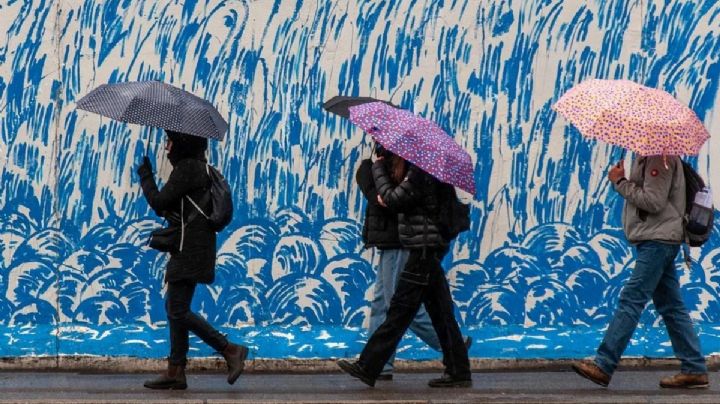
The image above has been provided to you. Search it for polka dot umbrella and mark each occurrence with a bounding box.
[77,81,228,141]
[553,79,709,156]
[348,102,475,195]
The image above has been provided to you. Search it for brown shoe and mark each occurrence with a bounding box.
[143,363,187,390]
[222,343,249,385]
[571,361,610,387]
[659,373,709,389]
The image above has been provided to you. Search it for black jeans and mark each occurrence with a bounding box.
[166,281,228,366]
[358,248,471,379]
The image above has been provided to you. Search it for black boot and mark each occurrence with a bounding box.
[428,373,472,388]
[337,359,375,387]
[144,363,187,390]
[222,343,249,385]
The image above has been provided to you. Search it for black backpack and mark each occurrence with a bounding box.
[681,161,713,247]
[186,164,234,232]
[438,183,471,241]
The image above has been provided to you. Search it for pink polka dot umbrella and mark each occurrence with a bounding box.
[553,79,710,156]
[348,102,475,195]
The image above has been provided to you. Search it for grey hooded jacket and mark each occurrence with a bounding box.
[613,155,685,244]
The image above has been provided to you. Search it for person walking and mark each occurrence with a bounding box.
[572,156,708,389]
[339,154,471,388]
[138,130,249,390]
[355,145,445,381]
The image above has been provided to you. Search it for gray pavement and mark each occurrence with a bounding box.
[0,370,719,403]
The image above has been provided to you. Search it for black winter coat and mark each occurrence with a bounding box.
[355,159,402,250]
[372,160,448,249]
[140,157,216,284]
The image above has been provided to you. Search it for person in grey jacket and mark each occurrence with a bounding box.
[572,155,708,389]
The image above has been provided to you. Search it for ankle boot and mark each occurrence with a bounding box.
[222,343,249,385]
[143,363,187,390]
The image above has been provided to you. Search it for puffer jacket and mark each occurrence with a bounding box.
[371,160,448,249]
[614,155,686,244]
[355,159,402,249]
[140,157,216,284]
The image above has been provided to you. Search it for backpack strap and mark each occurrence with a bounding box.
[640,157,692,269]
[683,235,692,270]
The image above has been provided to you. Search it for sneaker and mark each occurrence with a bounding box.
[428,373,472,388]
[571,361,610,387]
[659,373,709,389]
[337,360,375,387]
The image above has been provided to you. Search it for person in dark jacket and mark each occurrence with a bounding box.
[339,154,471,388]
[355,145,442,380]
[138,130,248,390]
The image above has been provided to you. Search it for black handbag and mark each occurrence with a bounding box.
[148,198,201,253]
[148,226,181,252]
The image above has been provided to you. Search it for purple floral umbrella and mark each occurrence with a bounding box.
[348,102,475,195]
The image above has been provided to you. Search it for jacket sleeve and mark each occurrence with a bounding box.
[372,160,422,211]
[614,156,675,214]
[355,159,379,205]
[140,161,196,216]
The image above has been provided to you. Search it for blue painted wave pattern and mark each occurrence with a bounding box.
[1,0,720,359]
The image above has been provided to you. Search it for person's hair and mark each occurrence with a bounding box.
[166,130,207,164]
[389,154,407,183]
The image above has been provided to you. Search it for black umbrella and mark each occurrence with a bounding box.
[77,81,228,141]
[322,96,397,119]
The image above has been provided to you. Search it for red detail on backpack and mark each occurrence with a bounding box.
[650,169,659,177]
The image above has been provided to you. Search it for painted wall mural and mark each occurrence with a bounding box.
[1,0,720,361]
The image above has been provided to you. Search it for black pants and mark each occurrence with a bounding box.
[166,281,228,366]
[358,248,471,379]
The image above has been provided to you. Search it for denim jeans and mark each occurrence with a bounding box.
[368,249,442,375]
[595,241,706,375]
[359,248,470,380]
[167,281,228,366]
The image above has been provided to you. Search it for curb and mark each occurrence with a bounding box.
[1,356,718,373]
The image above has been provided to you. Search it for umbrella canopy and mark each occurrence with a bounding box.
[77,81,228,141]
[322,96,397,119]
[553,79,709,156]
[348,102,475,195]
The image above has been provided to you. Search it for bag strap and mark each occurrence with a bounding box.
[180,199,185,252]
[186,195,209,219]
[184,165,213,220]
[178,189,209,252]
[177,164,217,251]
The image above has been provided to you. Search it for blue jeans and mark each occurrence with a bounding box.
[595,241,706,375]
[367,249,443,375]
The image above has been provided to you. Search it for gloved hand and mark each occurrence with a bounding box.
[137,156,153,179]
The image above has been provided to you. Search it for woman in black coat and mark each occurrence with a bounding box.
[355,146,445,380]
[137,131,248,390]
[339,155,471,388]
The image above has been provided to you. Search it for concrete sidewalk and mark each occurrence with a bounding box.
[0,370,718,403]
